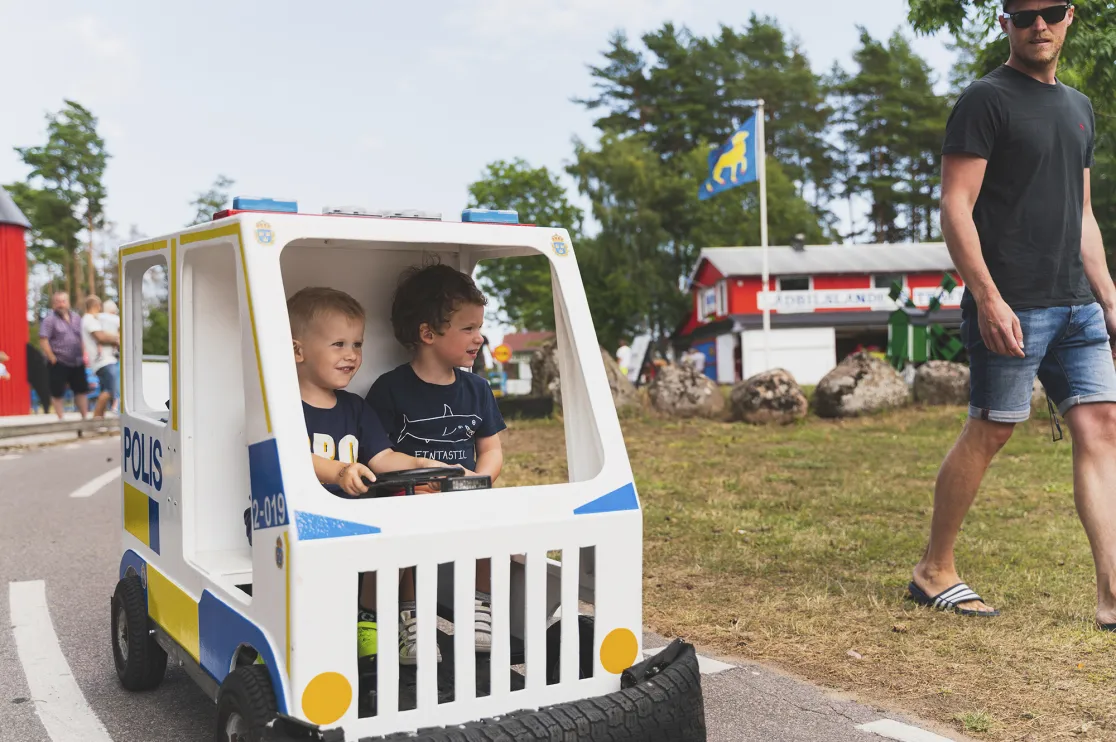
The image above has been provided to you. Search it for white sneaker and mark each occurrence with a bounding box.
[399,608,441,665]
[474,593,492,653]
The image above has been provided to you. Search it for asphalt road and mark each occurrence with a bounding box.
[0,436,965,742]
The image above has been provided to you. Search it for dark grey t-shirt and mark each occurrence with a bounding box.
[943,64,1096,311]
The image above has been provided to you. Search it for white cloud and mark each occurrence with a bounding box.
[66,15,134,62]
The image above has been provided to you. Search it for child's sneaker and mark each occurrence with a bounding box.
[399,603,441,665]
[357,610,378,659]
[475,591,492,653]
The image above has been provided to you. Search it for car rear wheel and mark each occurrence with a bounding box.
[111,575,167,691]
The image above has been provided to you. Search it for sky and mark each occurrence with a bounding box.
[2,1,958,345]
[1,0,957,243]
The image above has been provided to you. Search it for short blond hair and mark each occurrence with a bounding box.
[287,287,365,339]
[84,294,102,312]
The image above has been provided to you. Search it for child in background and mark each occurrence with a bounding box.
[289,286,445,664]
[366,263,506,654]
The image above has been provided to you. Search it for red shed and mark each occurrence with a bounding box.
[0,188,31,415]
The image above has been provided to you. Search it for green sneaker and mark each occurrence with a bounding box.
[358,610,378,659]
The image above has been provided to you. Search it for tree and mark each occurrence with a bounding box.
[832,29,949,243]
[466,160,583,331]
[12,101,108,301]
[189,175,235,225]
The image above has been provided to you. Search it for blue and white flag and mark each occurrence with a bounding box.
[699,115,758,200]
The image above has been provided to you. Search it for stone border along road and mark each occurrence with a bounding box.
[0,435,968,742]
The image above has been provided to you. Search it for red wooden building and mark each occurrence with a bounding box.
[676,242,963,384]
[0,188,31,415]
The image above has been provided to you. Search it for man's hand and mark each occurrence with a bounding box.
[977,295,1025,358]
[338,463,375,496]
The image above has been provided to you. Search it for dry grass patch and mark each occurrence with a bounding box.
[500,406,1116,741]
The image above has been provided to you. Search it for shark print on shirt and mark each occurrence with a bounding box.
[367,363,506,471]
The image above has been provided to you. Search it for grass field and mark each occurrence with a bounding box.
[499,405,1116,741]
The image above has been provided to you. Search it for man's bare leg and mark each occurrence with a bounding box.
[94,391,111,418]
[51,397,66,419]
[75,393,89,418]
[913,417,1014,613]
[1064,403,1116,625]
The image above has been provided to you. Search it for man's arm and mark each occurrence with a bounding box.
[1081,169,1116,307]
[473,434,503,483]
[92,330,119,346]
[941,153,1024,357]
[38,329,56,365]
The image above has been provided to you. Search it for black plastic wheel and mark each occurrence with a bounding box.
[215,665,278,742]
[111,575,167,691]
[546,614,596,684]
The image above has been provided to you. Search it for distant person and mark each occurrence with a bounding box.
[0,349,9,380]
[81,295,120,419]
[101,300,122,411]
[39,291,89,420]
[472,334,489,375]
[683,347,706,372]
[616,338,632,377]
[910,1,1116,628]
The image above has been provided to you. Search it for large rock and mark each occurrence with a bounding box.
[647,363,726,418]
[529,337,640,409]
[730,369,808,425]
[913,361,970,406]
[813,351,910,418]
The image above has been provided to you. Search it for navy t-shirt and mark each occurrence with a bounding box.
[304,390,392,494]
[366,364,506,470]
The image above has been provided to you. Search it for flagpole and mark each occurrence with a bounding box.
[756,99,770,372]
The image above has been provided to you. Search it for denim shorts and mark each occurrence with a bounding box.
[95,364,118,402]
[964,302,1116,422]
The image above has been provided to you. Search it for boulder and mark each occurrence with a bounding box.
[647,363,726,418]
[913,361,970,406]
[813,351,910,418]
[730,369,808,425]
[529,337,640,409]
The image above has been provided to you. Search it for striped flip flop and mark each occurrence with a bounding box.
[908,581,1000,617]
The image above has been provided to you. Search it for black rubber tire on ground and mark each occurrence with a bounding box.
[545,615,596,684]
[216,665,279,742]
[370,639,706,742]
[111,576,168,691]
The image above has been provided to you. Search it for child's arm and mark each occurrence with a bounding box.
[368,449,449,473]
[473,434,503,483]
[312,454,375,496]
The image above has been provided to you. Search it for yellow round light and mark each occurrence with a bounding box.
[599,628,639,674]
[301,671,352,726]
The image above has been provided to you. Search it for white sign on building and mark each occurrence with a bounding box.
[757,287,963,314]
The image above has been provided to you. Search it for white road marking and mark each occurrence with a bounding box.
[9,580,113,742]
[857,719,957,742]
[63,443,82,450]
[0,453,22,460]
[642,648,735,675]
[68,468,121,499]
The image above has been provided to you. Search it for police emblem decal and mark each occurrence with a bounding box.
[255,220,274,245]
[275,536,284,569]
[551,233,569,257]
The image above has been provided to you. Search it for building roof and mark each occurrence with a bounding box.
[690,242,953,285]
[500,331,554,353]
[0,188,31,229]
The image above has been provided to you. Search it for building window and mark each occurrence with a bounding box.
[777,276,809,291]
[873,274,904,291]
[715,281,728,316]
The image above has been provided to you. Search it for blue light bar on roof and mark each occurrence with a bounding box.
[232,196,299,213]
[461,208,518,224]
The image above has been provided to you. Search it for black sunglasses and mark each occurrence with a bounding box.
[1005,3,1072,28]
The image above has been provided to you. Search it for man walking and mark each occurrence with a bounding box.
[910,1,1116,626]
[81,295,119,419]
[39,291,90,420]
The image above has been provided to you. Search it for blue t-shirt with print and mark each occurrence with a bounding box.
[304,389,391,495]
[366,364,505,470]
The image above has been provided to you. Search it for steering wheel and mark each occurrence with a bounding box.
[355,466,491,498]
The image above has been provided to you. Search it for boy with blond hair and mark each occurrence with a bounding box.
[289,286,444,663]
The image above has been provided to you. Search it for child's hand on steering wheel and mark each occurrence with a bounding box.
[339,463,375,496]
